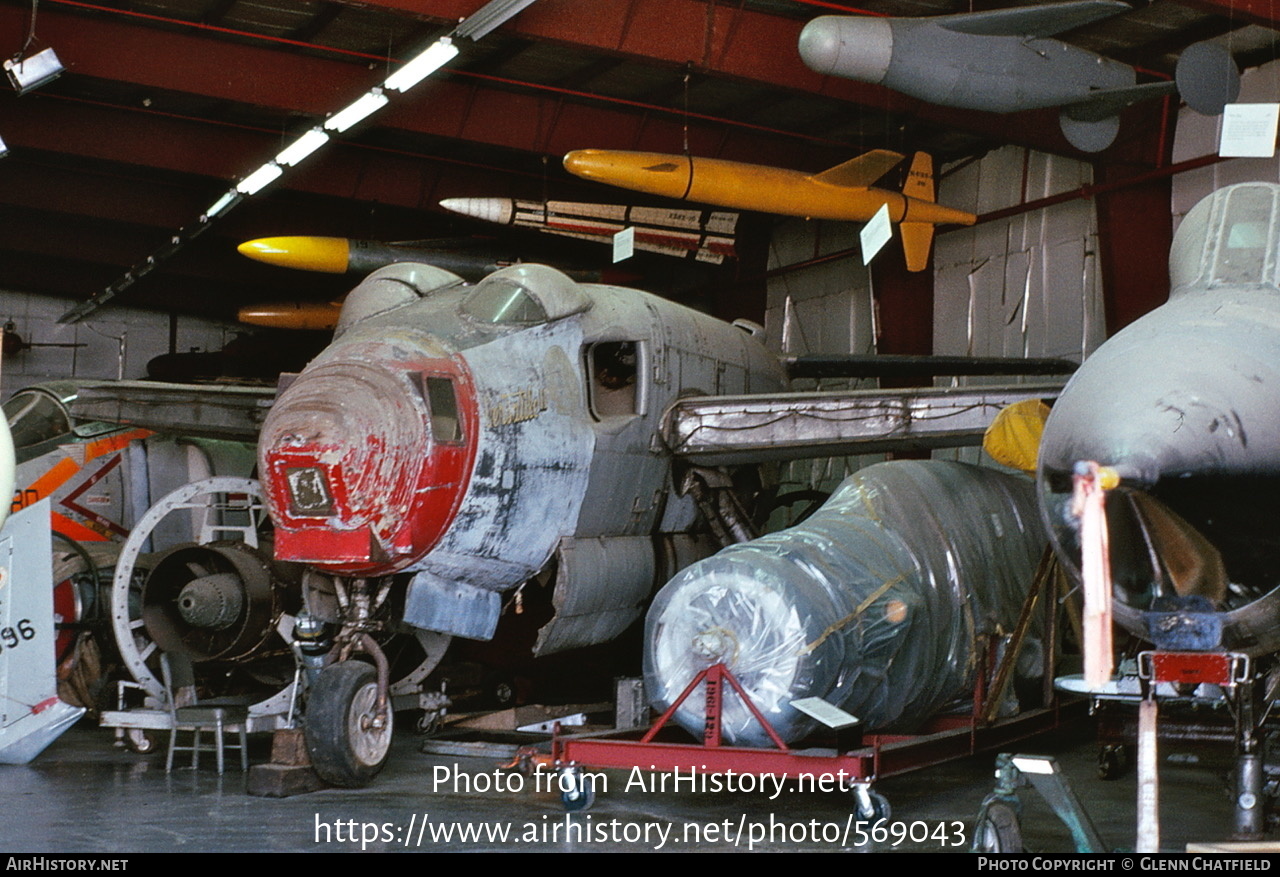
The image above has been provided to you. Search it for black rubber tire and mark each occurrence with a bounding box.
[856,789,891,822]
[560,770,595,812]
[305,661,392,788]
[123,730,157,755]
[1098,744,1128,781]
[973,801,1023,853]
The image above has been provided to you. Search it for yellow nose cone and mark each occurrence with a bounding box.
[237,236,351,274]
[562,150,691,199]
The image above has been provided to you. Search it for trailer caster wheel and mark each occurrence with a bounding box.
[559,767,595,812]
[122,729,156,754]
[972,801,1023,853]
[853,786,891,822]
[1098,744,1128,780]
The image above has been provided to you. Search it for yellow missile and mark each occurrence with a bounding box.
[562,149,975,271]
[238,236,352,274]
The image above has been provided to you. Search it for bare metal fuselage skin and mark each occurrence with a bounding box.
[259,262,785,653]
[1038,183,1280,654]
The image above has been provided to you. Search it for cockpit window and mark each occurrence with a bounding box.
[4,391,72,450]
[426,377,462,443]
[1211,186,1276,287]
[586,341,642,419]
[461,278,549,325]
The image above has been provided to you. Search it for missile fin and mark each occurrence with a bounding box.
[811,149,904,188]
[938,0,1128,38]
[900,222,934,272]
[903,151,935,203]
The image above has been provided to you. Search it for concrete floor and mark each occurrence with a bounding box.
[0,710,1257,854]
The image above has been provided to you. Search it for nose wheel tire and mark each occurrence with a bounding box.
[305,661,393,788]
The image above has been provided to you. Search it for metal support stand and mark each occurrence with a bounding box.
[1234,673,1264,841]
[975,753,1107,854]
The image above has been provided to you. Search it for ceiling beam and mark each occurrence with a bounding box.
[5,4,860,168]
[25,0,1075,159]
[1177,0,1280,29]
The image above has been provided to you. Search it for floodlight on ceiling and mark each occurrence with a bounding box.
[0,134,9,159]
[4,46,63,95]
[385,37,459,93]
[236,162,284,195]
[276,128,330,167]
[324,89,389,133]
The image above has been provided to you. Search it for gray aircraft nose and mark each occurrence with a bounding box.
[797,15,893,84]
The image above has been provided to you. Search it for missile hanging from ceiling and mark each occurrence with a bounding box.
[561,149,975,271]
[440,197,739,264]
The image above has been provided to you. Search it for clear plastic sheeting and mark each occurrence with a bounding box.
[644,460,1045,746]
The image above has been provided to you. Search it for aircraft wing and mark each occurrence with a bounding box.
[662,382,1064,466]
[938,0,1129,38]
[1062,80,1179,122]
[68,380,276,441]
[785,354,1075,380]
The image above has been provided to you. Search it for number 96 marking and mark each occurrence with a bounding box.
[0,619,37,653]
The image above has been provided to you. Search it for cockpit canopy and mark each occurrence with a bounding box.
[1170,182,1280,295]
[335,263,464,335]
[460,263,590,326]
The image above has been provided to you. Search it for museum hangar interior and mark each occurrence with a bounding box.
[2,0,1280,855]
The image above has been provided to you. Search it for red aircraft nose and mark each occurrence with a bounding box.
[260,345,477,576]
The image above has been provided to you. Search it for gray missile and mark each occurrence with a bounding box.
[798,1,1239,153]
[1038,182,1280,655]
[644,460,1045,746]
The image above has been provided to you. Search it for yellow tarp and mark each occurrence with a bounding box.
[983,399,1051,472]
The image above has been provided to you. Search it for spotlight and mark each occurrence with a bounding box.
[4,47,64,94]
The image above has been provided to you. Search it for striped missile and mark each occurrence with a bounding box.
[561,149,975,271]
[439,197,739,264]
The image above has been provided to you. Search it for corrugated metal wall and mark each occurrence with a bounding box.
[935,147,1104,367]
[0,288,238,401]
[761,219,882,506]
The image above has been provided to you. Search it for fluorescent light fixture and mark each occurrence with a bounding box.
[236,162,284,195]
[206,190,238,218]
[4,47,64,95]
[385,37,459,93]
[276,128,330,166]
[324,89,389,133]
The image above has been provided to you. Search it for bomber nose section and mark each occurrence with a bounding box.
[260,338,476,576]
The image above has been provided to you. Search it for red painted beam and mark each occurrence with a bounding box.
[28,0,1071,159]
[1177,0,1280,29]
[0,92,618,213]
[6,4,853,172]
[1093,102,1175,334]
